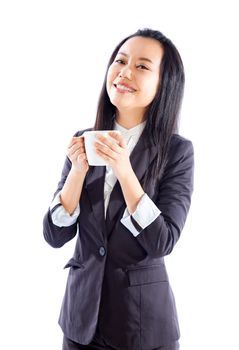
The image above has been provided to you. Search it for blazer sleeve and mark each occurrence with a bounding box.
[43,130,86,248]
[134,135,194,258]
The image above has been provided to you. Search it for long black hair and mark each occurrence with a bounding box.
[93,28,185,191]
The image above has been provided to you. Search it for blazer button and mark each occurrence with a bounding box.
[99,246,106,257]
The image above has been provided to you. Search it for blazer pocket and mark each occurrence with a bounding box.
[127,265,168,286]
[64,258,84,269]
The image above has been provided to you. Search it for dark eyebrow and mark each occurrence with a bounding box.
[117,51,153,64]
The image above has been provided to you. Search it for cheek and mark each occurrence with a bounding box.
[106,68,116,93]
[144,77,159,101]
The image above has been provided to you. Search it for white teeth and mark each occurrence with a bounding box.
[116,84,135,92]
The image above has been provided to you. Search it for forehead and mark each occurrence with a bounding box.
[117,36,164,63]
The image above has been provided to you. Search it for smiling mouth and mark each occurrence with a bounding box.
[113,83,136,93]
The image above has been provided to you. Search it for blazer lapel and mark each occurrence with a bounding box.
[85,165,106,236]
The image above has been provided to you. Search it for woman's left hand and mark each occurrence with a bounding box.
[94,131,132,180]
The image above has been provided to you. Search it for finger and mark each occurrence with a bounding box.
[107,131,127,148]
[71,150,88,164]
[95,142,117,160]
[70,137,85,148]
[95,148,110,163]
[77,152,88,162]
[68,136,85,148]
[95,135,121,153]
[68,144,85,158]
[69,143,85,154]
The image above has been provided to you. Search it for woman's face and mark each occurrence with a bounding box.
[106,36,164,120]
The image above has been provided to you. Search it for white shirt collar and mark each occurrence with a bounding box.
[113,120,146,143]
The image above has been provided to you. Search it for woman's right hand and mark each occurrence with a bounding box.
[67,136,89,174]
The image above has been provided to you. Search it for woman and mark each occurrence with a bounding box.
[43,28,194,350]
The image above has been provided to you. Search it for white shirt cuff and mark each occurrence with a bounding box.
[50,192,80,227]
[120,193,161,237]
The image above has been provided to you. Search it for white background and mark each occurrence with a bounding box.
[0,1,238,349]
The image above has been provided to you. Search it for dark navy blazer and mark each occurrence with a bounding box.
[43,127,194,350]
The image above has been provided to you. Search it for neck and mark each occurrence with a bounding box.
[115,110,146,129]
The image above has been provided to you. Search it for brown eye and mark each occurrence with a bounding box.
[115,59,125,64]
[137,64,148,70]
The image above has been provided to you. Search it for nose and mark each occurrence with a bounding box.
[119,65,132,80]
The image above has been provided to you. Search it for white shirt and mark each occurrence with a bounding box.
[50,121,160,237]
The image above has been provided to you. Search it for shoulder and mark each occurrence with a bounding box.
[171,133,193,149]
[169,134,194,156]
[166,134,194,169]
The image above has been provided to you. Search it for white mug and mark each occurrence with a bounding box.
[83,130,121,166]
